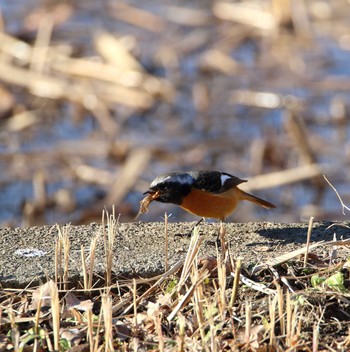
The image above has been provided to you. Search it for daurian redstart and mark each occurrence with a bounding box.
[139,170,275,221]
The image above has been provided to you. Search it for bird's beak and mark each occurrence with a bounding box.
[143,189,158,198]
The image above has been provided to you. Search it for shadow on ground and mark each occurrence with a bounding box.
[256,222,350,245]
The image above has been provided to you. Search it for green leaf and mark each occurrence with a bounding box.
[325,272,346,293]
[294,294,306,306]
[165,278,178,293]
[302,267,312,275]
[311,274,326,288]
[59,338,72,351]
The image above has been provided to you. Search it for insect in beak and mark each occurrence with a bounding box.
[136,191,160,219]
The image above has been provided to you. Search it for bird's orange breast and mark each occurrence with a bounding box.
[179,187,241,220]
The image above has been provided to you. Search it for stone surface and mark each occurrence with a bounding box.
[0,221,349,288]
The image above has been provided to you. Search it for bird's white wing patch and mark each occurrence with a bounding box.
[220,173,232,185]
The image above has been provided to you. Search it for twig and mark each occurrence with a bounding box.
[118,259,184,316]
[236,273,276,295]
[324,175,350,215]
[281,276,296,293]
[168,270,209,322]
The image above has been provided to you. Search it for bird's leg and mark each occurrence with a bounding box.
[206,220,226,247]
[175,217,204,237]
[193,217,204,229]
[218,221,227,252]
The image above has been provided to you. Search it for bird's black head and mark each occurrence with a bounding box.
[144,172,194,205]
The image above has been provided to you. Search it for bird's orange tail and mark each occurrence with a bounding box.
[239,190,276,209]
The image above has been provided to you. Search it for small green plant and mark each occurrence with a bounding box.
[311,271,346,292]
[59,338,72,351]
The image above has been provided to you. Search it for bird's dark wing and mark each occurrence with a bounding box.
[189,170,247,194]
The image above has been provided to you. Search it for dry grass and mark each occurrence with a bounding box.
[1,0,350,226]
[1,213,350,351]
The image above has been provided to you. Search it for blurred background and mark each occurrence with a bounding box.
[0,0,350,226]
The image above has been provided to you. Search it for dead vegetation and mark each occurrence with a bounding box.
[0,0,350,225]
[1,213,350,351]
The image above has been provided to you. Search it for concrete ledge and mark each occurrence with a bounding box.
[0,221,349,288]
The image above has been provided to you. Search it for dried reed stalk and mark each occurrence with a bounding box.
[303,216,314,266]
[245,300,252,346]
[285,111,316,165]
[213,2,277,30]
[55,236,61,289]
[193,283,206,343]
[94,31,143,71]
[62,229,70,291]
[133,279,137,327]
[4,110,39,132]
[0,59,154,109]
[102,292,113,352]
[155,312,164,352]
[176,315,186,352]
[49,281,60,352]
[88,235,98,291]
[229,257,241,307]
[30,15,53,73]
[313,323,319,352]
[102,209,118,288]
[191,258,206,342]
[119,259,184,316]
[269,295,277,346]
[55,225,70,291]
[177,227,202,289]
[239,274,276,295]
[109,2,166,33]
[168,273,208,322]
[81,244,88,291]
[276,283,285,335]
[254,237,350,273]
[87,308,94,352]
[219,221,227,255]
[34,289,43,343]
[51,55,173,99]
[164,213,169,273]
[105,147,151,207]
[217,253,227,317]
[239,163,323,192]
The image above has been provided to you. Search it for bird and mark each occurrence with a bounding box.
[139,170,276,221]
